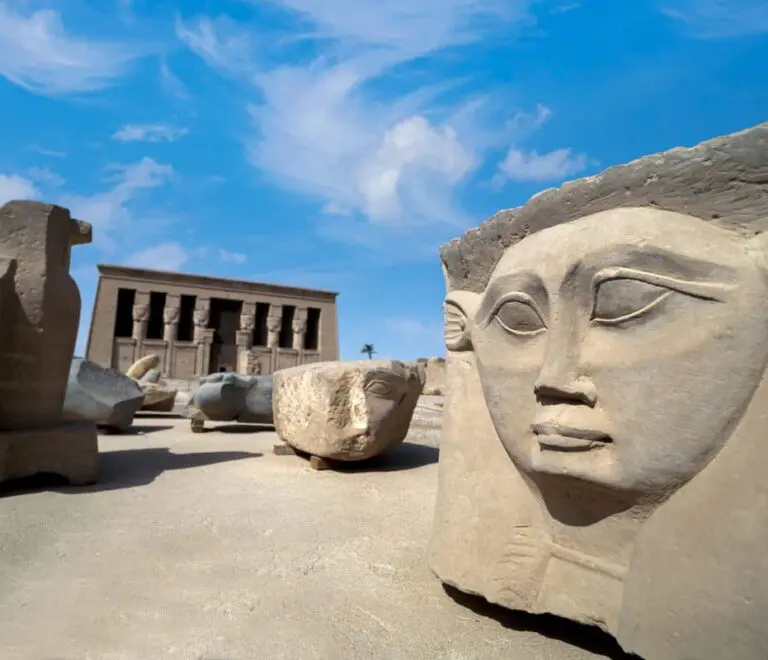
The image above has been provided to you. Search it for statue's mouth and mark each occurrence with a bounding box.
[531,422,612,452]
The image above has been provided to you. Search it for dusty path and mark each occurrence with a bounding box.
[0,410,618,660]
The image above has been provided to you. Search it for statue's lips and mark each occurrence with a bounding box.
[531,422,612,451]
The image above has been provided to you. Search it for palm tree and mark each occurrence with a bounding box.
[361,343,376,359]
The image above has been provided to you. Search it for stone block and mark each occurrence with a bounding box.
[185,373,273,428]
[272,360,425,461]
[63,358,145,432]
[0,201,98,486]
[429,122,768,660]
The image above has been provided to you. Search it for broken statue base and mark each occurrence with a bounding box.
[0,421,99,487]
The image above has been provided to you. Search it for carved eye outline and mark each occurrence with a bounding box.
[489,293,547,338]
[365,378,394,398]
[591,267,733,327]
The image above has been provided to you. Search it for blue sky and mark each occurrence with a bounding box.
[0,0,766,360]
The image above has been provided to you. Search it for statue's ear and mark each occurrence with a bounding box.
[443,290,480,352]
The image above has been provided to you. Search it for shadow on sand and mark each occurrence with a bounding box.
[102,424,175,436]
[443,585,641,660]
[134,411,185,420]
[0,447,261,497]
[291,441,439,473]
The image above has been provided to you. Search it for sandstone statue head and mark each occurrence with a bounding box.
[446,207,768,500]
[430,123,768,660]
[272,360,426,461]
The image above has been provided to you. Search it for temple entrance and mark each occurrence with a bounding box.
[207,298,242,374]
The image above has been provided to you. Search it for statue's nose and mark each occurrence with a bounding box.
[533,324,597,407]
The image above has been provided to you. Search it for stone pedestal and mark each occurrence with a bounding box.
[0,201,98,487]
[0,422,98,486]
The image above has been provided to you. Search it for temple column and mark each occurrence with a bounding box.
[193,298,213,376]
[237,301,256,373]
[292,308,308,353]
[266,305,283,373]
[162,294,180,376]
[131,292,149,362]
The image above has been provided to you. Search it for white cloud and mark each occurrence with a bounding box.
[219,248,247,264]
[27,166,65,187]
[30,145,66,158]
[159,59,190,100]
[661,0,768,38]
[0,173,40,205]
[124,241,190,271]
[0,4,145,95]
[113,123,189,143]
[247,60,483,227]
[494,147,589,184]
[60,157,174,249]
[251,0,535,58]
[175,15,254,73]
[181,3,569,233]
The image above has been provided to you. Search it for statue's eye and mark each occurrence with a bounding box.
[493,299,546,336]
[365,379,393,397]
[592,279,671,325]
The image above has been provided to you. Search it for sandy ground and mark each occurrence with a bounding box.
[0,400,630,660]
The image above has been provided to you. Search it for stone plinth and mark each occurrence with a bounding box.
[0,201,98,486]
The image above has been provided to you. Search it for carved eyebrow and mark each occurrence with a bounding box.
[585,245,740,282]
[477,272,548,325]
[593,267,736,302]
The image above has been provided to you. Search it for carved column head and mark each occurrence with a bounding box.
[266,306,283,347]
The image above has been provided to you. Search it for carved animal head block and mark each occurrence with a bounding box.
[429,122,768,660]
[273,360,425,461]
[0,201,92,428]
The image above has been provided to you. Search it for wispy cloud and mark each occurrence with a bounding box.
[0,3,146,95]
[219,248,247,264]
[247,0,534,58]
[60,157,174,249]
[29,144,66,158]
[178,2,585,243]
[175,15,254,73]
[492,104,589,184]
[113,123,189,143]
[124,241,190,271]
[494,147,589,183]
[159,59,190,100]
[27,166,66,187]
[0,173,40,206]
[661,0,768,38]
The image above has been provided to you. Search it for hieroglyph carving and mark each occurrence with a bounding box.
[430,203,768,660]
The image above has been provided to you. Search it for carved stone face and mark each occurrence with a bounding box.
[272,360,425,461]
[464,208,768,495]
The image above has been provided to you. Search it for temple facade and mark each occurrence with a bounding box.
[85,264,339,379]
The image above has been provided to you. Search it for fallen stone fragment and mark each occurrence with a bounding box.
[184,373,273,432]
[63,358,145,432]
[272,360,425,461]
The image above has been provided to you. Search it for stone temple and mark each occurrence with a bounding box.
[85,264,339,378]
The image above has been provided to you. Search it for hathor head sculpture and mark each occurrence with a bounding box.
[429,121,768,660]
[446,207,768,502]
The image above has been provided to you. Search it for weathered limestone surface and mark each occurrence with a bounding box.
[442,122,768,293]
[185,373,274,429]
[273,360,425,461]
[414,357,446,395]
[0,201,98,486]
[64,358,145,432]
[429,123,768,660]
